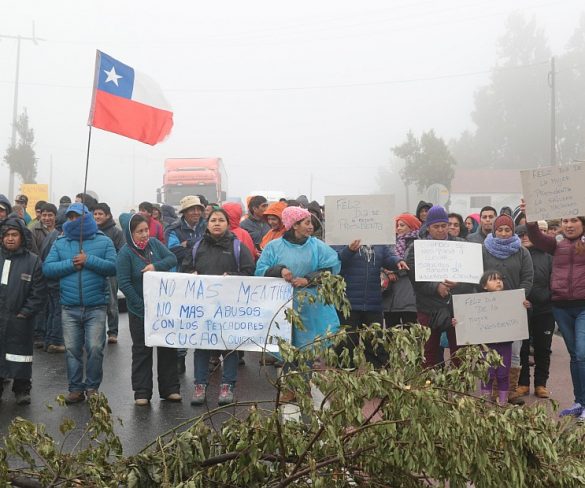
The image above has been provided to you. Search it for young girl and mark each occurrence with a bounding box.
[476,270,528,405]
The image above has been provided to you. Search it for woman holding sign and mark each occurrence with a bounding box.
[182,208,256,407]
[521,199,585,420]
[117,214,180,406]
[256,206,341,401]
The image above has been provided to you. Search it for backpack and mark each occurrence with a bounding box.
[191,238,241,272]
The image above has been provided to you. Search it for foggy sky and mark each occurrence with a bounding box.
[1,0,583,215]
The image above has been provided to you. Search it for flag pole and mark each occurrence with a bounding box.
[79,125,93,250]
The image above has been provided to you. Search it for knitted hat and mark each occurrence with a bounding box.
[425,205,449,226]
[537,220,548,232]
[493,214,514,234]
[281,206,312,231]
[395,213,422,231]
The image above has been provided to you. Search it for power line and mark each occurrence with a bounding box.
[0,59,552,93]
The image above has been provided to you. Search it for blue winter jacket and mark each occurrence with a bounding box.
[334,245,400,312]
[256,234,341,348]
[117,213,178,317]
[43,224,117,307]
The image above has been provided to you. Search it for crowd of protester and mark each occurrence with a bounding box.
[0,190,583,422]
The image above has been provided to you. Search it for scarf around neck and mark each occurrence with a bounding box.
[484,234,521,260]
[63,215,98,241]
[395,229,419,259]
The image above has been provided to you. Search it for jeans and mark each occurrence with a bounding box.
[62,305,107,392]
[45,287,64,347]
[106,277,119,337]
[553,306,585,405]
[519,312,554,387]
[128,312,179,400]
[33,311,45,342]
[194,349,238,385]
[511,340,522,368]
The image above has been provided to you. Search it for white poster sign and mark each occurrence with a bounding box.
[143,272,293,352]
[414,240,483,283]
[324,194,395,245]
[520,162,585,221]
[453,289,529,345]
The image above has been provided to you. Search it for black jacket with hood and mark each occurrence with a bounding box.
[0,217,47,379]
[181,231,255,276]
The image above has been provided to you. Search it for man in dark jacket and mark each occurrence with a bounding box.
[467,206,497,244]
[406,205,476,367]
[241,195,270,248]
[94,202,125,343]
[165,195,207,271]
[515,224,554,399]
[56,196,72,230]
[0,217,47,404]
[0,194,12,222]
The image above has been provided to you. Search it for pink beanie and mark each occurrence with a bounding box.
[281,206,312,231]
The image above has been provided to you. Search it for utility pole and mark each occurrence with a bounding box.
[548,57,557,165]
[0,23,45,199]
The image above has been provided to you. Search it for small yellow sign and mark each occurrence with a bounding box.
[19,183,49,213]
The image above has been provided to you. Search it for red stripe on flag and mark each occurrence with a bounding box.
[90,90,173,145]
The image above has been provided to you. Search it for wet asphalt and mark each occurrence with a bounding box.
[0,311,279,455]
[0,312,575,456]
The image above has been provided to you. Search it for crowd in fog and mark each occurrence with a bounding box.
[0,191,584,422]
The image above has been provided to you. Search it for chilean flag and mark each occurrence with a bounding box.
[88,51,173,145]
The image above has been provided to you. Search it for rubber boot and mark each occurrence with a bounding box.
[498,390,509,406]
[508,367,525,405]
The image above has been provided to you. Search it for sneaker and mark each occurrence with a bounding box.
[15,392,31,405]
[177,357,186,375]
[560,403,583,417]
[535,386,550,399]
[107,335,118,344]
[47,344,66,353]
[191,384,207,406]
[64,391,85,405]
[218,383,234,406]
[579,409,585,424]
[516,385,530,397]
[135,398,150,406]
[164,393,182,402]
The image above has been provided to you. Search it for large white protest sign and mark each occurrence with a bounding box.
[520,162,585,221]
[414,240,483,283]
[453,289,529,345]
[143,272,293,352]
[325,194,395,245]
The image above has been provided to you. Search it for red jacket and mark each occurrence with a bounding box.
[222,203,257,260]
[147,216,165,244]
[527,222,585,302]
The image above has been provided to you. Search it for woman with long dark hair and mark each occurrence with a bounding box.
[182,208,255,406]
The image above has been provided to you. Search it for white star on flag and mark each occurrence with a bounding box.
[103,66,123,86]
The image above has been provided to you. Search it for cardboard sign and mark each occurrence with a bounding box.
[413,240,483,284]
[143,272,293,352]
[324,194,395,245]
[19,184,49,214]
[453,289,529,345]
[520,162,585,221]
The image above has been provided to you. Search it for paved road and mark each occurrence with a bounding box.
[0,312,575,455]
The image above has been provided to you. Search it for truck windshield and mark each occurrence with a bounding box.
[165,184,218,206]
